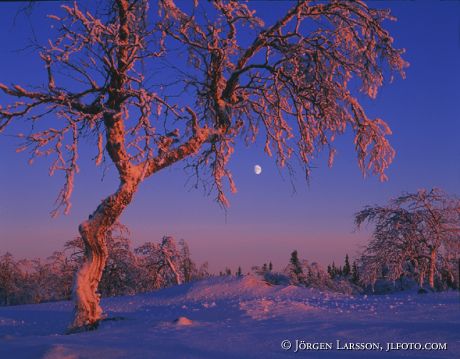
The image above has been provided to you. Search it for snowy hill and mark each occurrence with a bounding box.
[0,276,458,358]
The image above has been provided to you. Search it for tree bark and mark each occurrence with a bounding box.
[165,257,182,285]
[69,181,138,332]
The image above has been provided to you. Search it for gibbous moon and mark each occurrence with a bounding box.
[254,164,262,175]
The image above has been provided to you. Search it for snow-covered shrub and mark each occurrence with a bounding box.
[263,272,290,286]
[281,252,361,294]
[305,261,362,294]
[285,250,307,285]
[364,277,418,295]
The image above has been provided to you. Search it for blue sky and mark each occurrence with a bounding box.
[0,1,459,272]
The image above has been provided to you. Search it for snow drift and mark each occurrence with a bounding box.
[0,276,458,358]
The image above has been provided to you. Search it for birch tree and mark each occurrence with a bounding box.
[135,236,184,288]
[0,0,407,331]
[394,189,460,289]
[356,189,460,290]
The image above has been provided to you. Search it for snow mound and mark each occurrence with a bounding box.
[239,299,315,320]
[173,316,193,326]
[42,345,78,359]
[182,275,272,302]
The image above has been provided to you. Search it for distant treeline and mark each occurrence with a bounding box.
[1,189,459,305]
[236,248,458,295]
[229,189,460,294]
[0,224,209,306]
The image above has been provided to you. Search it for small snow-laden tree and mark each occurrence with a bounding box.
[13,259,35,304]
[343,254,351,276]
[285,250,307,286]
[351,261,359,284]
[46,251,77,300]
[135,236,184,289]
[303,260,333,289]
[178,239,197,283]
[196,262,210,280]
[134,242,162,291]
[0,253,21,305]
[0,0,407,330]
[29,258,54,303]
[251,262,270,276]
[356,189,460,290]
[357,254,379,292]
[177,239,210,282]
[158,236,184,285]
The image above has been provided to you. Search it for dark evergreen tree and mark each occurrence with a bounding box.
[351,261,359,283]
[331,262,337,279]
[262,263,268,273]
[269,262,273,271]
[327,264,332,279]
[288,250,307,285]
[236,266,242,277]
[343,254,351,276]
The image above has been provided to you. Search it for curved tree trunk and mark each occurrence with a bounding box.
[69,0,139,327]
[69,181,138,332]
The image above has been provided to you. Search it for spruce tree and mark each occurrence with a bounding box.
[289,250,306,285]
[269,262,273,272]
[352,261,359,283]
[343,254,351,276]
[327,264,332,279]
[331,262,337,279]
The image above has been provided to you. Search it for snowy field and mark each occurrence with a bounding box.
[0,276,458,359]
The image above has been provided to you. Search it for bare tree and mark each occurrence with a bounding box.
[0,0,406,330]
[134,236,184,289]
[394,189,460,288]
[356,188,460,290]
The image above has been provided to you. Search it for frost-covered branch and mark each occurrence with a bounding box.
[159,0,407,199]
[0,0,410,330]
[355,189,460,289]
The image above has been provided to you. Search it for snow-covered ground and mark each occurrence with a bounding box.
[0,276,458,359]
